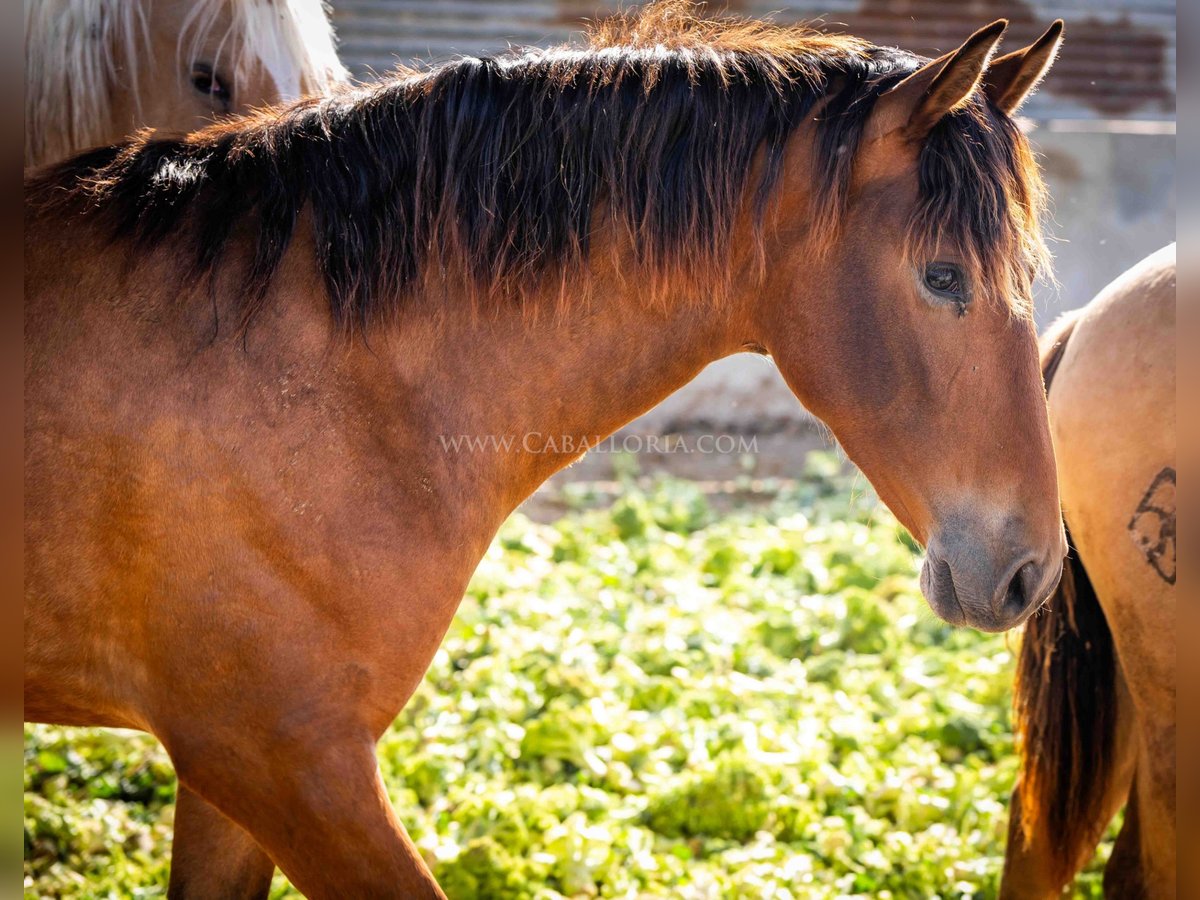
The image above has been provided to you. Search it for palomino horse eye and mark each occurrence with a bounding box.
[922,263,969,309]
[191,63,232,112]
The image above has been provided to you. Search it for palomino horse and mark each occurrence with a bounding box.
[24,0,347,169]
[1003,245,1177,899]
[26,4,1067,895]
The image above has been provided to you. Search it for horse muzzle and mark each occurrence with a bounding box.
[920,521,1066,633]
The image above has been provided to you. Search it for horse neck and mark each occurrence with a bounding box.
[371,127,826,529]
[396,276,752,521]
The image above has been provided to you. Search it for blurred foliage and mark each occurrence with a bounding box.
[24,453,1113,898]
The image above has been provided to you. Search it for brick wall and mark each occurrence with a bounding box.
[331,0,1176,120]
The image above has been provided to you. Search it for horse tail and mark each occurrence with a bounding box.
[1013,310,1118,879]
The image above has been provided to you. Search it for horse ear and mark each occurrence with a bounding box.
[983,20,1065,115]
[868,20,1008,142]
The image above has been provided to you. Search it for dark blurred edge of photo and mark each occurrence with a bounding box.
[6,0,25,893]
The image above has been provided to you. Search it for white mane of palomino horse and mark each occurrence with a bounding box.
[24,0,349,168]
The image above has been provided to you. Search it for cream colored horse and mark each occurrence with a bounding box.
[25,0,347,168]
[1003,244,1176,898]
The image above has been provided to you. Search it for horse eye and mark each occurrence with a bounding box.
[191,64,232,109]
[922,263,967,303]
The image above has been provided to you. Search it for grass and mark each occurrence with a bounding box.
[24,454,1112,898]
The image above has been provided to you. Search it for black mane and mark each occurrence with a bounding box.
[30,4,1046,330]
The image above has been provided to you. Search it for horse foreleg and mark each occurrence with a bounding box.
[174,734,444,899]
[168,785,275,899]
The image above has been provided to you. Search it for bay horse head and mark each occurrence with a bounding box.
[756,20,1068,631]
[24,0,348,168]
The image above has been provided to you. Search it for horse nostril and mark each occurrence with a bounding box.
[1000,561,1037,617]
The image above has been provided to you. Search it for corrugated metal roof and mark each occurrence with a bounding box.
[331,0,1175,119]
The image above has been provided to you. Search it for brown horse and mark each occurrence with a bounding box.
[25,4,1067,896]
[24,0,347,169]
[1003,245,1176,899]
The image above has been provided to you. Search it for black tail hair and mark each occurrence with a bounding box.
[1012,311,1117,880]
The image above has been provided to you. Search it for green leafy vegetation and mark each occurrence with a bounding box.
[24,455,1111,898]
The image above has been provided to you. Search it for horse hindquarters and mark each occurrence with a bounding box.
[1005,246,1178,898]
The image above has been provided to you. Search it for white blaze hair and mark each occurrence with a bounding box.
[24,0,349,168]
[179,0,348,104]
